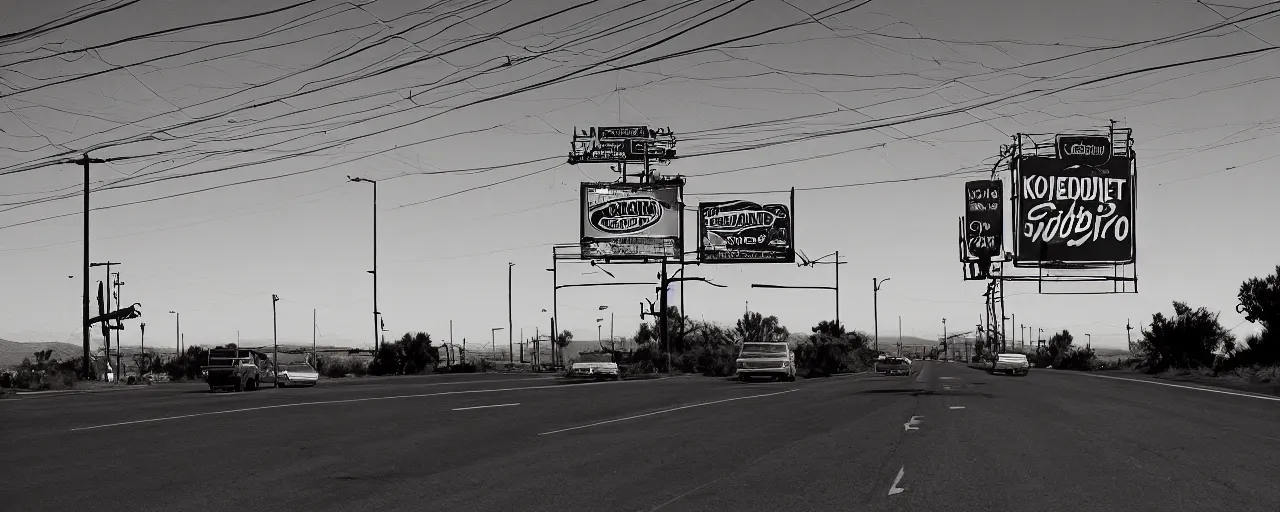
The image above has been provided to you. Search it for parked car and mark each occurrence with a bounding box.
[566,353,621,381]
[875,355,912,376]
[991,353,1030,376]
[735,342,796,382]
[276,362,319,387]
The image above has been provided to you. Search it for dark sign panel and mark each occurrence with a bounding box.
[581,181,683,259]
[598,126,651,139]
[698,200,794,263]
[568,126,677,164]
[1056,135,1112,166]
[963,180,1003,260]
[1015,155,1134,265]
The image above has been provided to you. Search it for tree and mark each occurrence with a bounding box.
[811,320,845,338]
[734,311,788,344]
[1047,330,1074,365]
[1137,301,1234,374]
[394,332,438,374]
[794,320,872,377]
[1237,264,1280,331]
[1233,265,1280,366]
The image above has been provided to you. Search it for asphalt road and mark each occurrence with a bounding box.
[3,363,1279,511]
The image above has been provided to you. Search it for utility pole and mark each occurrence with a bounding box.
[169,311,180,357]
[1012,314,1016,351]
[312,308,317,366]
[1126,319,1134,354]
[942,318,947,361]
[78,154,102,380]
[272,295,280,381]
[450,320,454,365]
[834,251,840,326]
[898,315,902,356]
[610,311,615,352]
[508,262,514,364]
[113,272,123,383]
[660,259,670,373]
[140,322,146,367]
[547,249,558,366]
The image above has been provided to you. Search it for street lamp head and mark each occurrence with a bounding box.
[168,311,176,314]
[598,305,608,310]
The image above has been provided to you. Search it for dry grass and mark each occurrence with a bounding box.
[1154,365,1280,396]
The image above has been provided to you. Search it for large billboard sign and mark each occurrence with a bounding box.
[963,179,1003,260]
[1014,155,1134,265]
[580,180,683,259]
[569,126,677,164]
[698,199,794,263]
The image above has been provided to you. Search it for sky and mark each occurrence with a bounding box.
[1,0,1277,353]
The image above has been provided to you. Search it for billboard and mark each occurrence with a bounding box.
[963,179,1003,260]
[580,180,683,259]
[568,126,677,164]
[698,200,794,263]
[1015,155,1134,265]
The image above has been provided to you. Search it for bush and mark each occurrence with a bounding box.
[317,356,368,378]
[1137,301,1234,374]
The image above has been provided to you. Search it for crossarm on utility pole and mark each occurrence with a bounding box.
[750,284,837,291]
[555,282,655,290]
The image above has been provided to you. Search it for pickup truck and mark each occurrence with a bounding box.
[203,348,274,392]
[735,342,796,382]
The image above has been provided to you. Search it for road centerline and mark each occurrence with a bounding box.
[537,389,799,436]
[453,403,520,411]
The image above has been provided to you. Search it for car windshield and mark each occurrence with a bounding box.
[578,354,612,363]
[284,363,313,371]
[741,343,787,354]
[999,354,1027,362]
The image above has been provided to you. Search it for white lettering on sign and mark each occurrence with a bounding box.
[1020,174,1131,247]
[1064,143,1106,157]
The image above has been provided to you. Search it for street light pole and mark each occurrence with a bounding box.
[508,262,514,364]
[169,311,180,357]
[272,295,280,382]
[348,176,378,354]
[872,277,890,353]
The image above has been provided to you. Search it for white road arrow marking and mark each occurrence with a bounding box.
[903,415,923,431]
[949,406,966,410]
[888,466,906,496]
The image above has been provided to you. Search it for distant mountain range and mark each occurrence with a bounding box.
[0,338,83,368]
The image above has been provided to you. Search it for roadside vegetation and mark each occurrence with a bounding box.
[978,265,1280,396]
[617,308,880,379]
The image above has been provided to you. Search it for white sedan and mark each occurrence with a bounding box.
[276,362,319,387]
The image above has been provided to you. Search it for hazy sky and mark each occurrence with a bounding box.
[1,0,1276,352]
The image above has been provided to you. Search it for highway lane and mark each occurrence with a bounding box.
[3,363,1278,511]
[901,362,1280,512]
